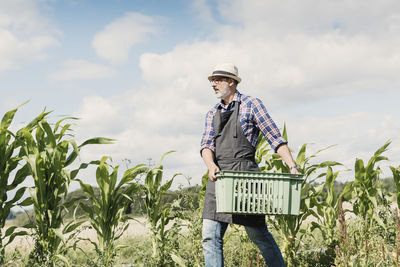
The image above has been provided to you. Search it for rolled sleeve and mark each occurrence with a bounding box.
[270,137,287,153]
[253,98,287,152]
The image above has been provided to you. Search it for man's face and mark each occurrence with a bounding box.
[210,76,231,99]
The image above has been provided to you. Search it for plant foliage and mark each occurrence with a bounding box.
[77,156,143,266]
[18,114,113,266]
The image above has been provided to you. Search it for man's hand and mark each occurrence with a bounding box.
[277,144,301,175]
[290,167,300,175]
[208,165,220,181]
[201,148,220,182]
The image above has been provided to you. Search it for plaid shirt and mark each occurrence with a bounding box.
[200,91,287,153]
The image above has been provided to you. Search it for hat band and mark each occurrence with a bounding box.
[212,70,237,77]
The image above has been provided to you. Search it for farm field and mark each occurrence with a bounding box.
[3,198,399,266]
[1,107,400,267]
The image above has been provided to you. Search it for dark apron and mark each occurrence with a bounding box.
[202,101,266,227]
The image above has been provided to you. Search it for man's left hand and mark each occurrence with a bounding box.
[290,166,300,174]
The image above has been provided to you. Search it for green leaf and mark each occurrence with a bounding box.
[171,253,186,267]
[318,161,342,168]
[158,150,176,166]
[71,160,100,179]
[296,144,307,166]
[63,220,86,234]
[354,159,364,179]
[110,164,119,192]
[5,230,30,247]
[41,120,56,148]
[160,178,174,193]
[23,109,52,132]
[282,122,288,141]
[54,116,78,133]
[1,107,18,130]
[10,164,30,188]
[65,139,79,167]
[119,164,147,186]
[4,226,18,237]
[145,170,154,188]
[7,186,27,205]
[79,137,115,147]
[155,166,163,188]
[78,180,95,197]
[373,140,391,157]
[18,196,34,206]
[79,202,94,218]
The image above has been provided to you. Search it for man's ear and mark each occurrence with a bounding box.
[228,78,236,87]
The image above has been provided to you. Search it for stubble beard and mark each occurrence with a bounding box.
[216,86,230,99]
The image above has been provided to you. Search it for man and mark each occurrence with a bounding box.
[200,63,300,267]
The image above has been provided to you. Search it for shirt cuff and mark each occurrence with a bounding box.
[200,145,215,156]
[271,137,287,153]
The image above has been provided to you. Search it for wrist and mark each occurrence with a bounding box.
[290,165,299,171]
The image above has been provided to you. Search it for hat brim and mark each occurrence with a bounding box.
[208,73,241,83]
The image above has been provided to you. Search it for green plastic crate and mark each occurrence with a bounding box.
[215,171,304,215]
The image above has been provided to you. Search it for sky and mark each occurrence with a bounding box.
[1,0,400,191]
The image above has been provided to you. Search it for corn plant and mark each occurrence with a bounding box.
[346,141,391,224]
[256,126,341,266]
[141,151,183,266]
[307,166,352,264]
[18,115,113,266]
[0,105,44,266]
[391,165,400,209]
[77,156,144,267]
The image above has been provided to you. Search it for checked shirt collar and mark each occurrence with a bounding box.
[217,90,242,111]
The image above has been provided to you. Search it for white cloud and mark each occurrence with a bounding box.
[48,59,116,81]
[69,0,400,187]
[137,0,400,108]
[218,0,400,36]
[92,12,158,63]
[0,0,59,71]
[70,76,211,187]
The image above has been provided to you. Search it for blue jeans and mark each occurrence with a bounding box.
[202,219,286,267]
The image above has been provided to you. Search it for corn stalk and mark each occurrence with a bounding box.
[77,156,144,267]
[141,151,182,265]
[347,141,390,224]
[390,165,400,210]
[0,104,43,266]
[307,166,352,264]
[18,115,113,266]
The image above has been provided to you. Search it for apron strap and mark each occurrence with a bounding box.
[233,101,239,138]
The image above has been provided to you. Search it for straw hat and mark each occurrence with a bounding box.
[208,63,241,83]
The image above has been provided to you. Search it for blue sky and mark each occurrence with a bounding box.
[1,0,400,190]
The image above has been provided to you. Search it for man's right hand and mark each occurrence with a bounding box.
[208,165,220,182]
[201,148,220,182]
